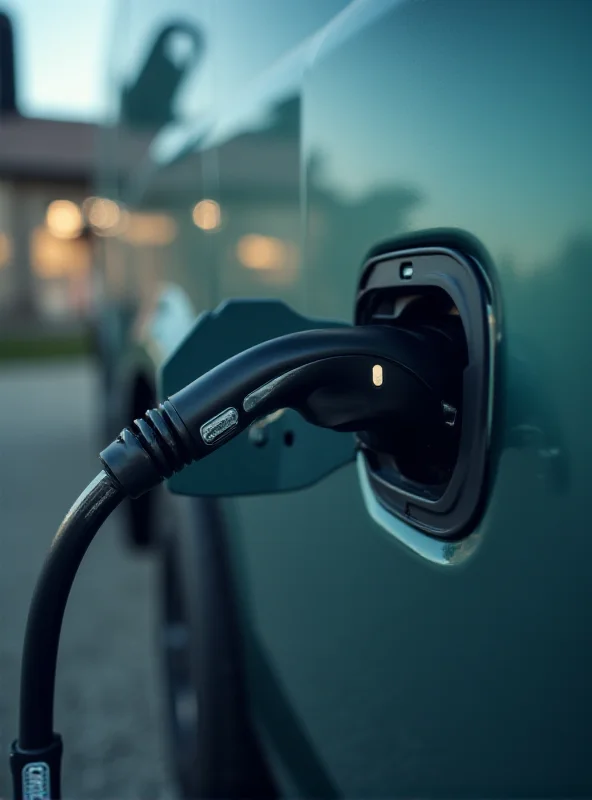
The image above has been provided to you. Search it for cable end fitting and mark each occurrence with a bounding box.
[11,734,62,800]
[100,401,194,498]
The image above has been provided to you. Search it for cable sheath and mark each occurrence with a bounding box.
[17,471,124,749]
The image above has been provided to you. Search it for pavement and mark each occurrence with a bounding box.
[0,360,173,798]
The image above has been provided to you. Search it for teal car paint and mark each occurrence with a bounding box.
[95,0,592,796]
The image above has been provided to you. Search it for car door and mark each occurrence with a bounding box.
[221,0,592,797]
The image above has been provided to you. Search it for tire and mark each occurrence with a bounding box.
[157,492,277,799]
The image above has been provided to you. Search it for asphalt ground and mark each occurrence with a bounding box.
[0,360,174,798]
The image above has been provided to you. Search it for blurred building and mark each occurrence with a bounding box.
[0,11,95,334]
[0,116,97,330]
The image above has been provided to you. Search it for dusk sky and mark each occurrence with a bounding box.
[4,0,114,121]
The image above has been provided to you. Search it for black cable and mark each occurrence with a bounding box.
[17,470,123,748]
[10,472,123,799]
[10,322,464,800]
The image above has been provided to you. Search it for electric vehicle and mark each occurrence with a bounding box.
[93,1,592,796]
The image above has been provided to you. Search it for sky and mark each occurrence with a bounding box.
[4,0,115,121]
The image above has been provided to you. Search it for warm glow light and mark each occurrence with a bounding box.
[0,232,12,268]
[45,200,83,240]
[192,199,221,231]
[31,226,90,278]
[84,197,122,234]
[372,364,383,387]
[120,213,177,246]
[236,234,288,270]
[81,196,97,218]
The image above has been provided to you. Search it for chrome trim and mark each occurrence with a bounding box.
[356,452,483,567]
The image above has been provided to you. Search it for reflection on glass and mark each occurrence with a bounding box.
[82,196,99,220]
[192,199,221,231]
[163,29,198,69]
[236,234,293,271]
[84,197,124,235]
[45,200,84,240]
[31,226,90,279]
[120,213,177,246]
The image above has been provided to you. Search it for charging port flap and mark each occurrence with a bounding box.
[160,299,355,497]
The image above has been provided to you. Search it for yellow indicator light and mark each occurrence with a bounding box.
[372,364,383,387]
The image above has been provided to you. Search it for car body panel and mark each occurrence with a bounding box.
[97,0,592,795]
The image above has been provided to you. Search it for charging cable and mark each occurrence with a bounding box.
[10,322,461,799]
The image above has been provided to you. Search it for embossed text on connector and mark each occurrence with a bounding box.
[200,407,239,444]
[22,762,50,800]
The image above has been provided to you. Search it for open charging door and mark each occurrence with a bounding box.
[159,299,356,497]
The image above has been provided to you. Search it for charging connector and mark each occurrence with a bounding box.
[10,321,463,800]
[100,323,459,498]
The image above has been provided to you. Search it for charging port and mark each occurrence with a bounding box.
[362,288,467,489]
[355,247,492,539]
